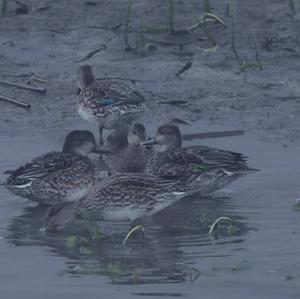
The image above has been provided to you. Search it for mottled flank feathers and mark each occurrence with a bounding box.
[146,124,258,195]
[4,130,98,205]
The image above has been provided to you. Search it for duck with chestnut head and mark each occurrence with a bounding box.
[143,124,258,196]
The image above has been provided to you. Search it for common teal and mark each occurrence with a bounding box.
[77,65,145,145]
[4,130,107,205]
[46,173,186,229]
[143,124,258,195]
[103,123,151,174]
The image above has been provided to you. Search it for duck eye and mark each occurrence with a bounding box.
[132,130,137,135]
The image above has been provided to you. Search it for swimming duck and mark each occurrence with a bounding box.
[143,124,258,195]
[103,123,151,174]
[77,65,145,145]
[46,173,186,229]
[4,130,106,205]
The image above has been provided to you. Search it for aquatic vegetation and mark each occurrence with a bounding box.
[294,198,300,212]
[212,260,250,272]
[78,208,102,240]
[106,262,123,281]
[65,235,94,256]
[66,235,78,249]
[228,261,250,272]
[240,53,263,72]
[61,261,128,282]
[208,216,241,237]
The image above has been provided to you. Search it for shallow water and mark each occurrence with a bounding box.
[0,128,299,299]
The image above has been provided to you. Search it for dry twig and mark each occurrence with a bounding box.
[0,80,46,93]
[0,94,30,109]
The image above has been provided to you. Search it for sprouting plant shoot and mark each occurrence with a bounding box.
[208,216,233,235]
[204,0,212,13]
[230,0,239,59]
[122,225,145,246]
[123,0,133,51]
[1,0,8,16]
[167,0,175,34]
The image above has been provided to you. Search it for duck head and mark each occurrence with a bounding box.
[127,123,147,146]
[77,65,95,89]
[143,124,182,151]
[63,130,104,156]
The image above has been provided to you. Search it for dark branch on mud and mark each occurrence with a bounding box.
[183,130,244,140]
[41,24,122,35]
[0,80,46,93]
[0,94,31,109]
[75,45,107,62]
[145,36,206,46]
[96,77,145,84]
[175,62,193,78]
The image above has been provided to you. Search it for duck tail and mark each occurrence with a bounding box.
[234,166,259,174]
[4,169,15,175]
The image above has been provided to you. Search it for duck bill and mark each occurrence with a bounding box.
[142,138,157,146]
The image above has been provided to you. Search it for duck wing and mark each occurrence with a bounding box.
[79,81,145,118]
[85,173,176,207]
[5,152,82,185]
[183,145,256,172]
[150,145,256,177]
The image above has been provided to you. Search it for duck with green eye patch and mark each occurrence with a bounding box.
[77,65,145,145]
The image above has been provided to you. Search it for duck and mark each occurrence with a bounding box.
[103,123,151,174]
[143,124,258,196]
[77,65,145,145]
[46,173,186,229]
[4,130,107,205]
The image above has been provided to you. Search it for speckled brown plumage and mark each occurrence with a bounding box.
[78,173,185,221]
[103,124,151,174]
[145,124,258,195]
[4,130,98,205]
[77,65,145,144]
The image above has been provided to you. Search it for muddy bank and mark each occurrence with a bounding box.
[0,0,299,145]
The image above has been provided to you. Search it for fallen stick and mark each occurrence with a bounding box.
[145,36,206,46]
[0,80,46,93]
[158,100,188,105]
[96,76,146,83]
[76,45,107,62]
[183,130,244,140]
[0,94,30,109]
[175,62,192,78]
[30,75,48,84]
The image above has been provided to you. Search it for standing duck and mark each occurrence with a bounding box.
[4,130,105,205]
[143,124,258,195]
[77,65,145,145]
